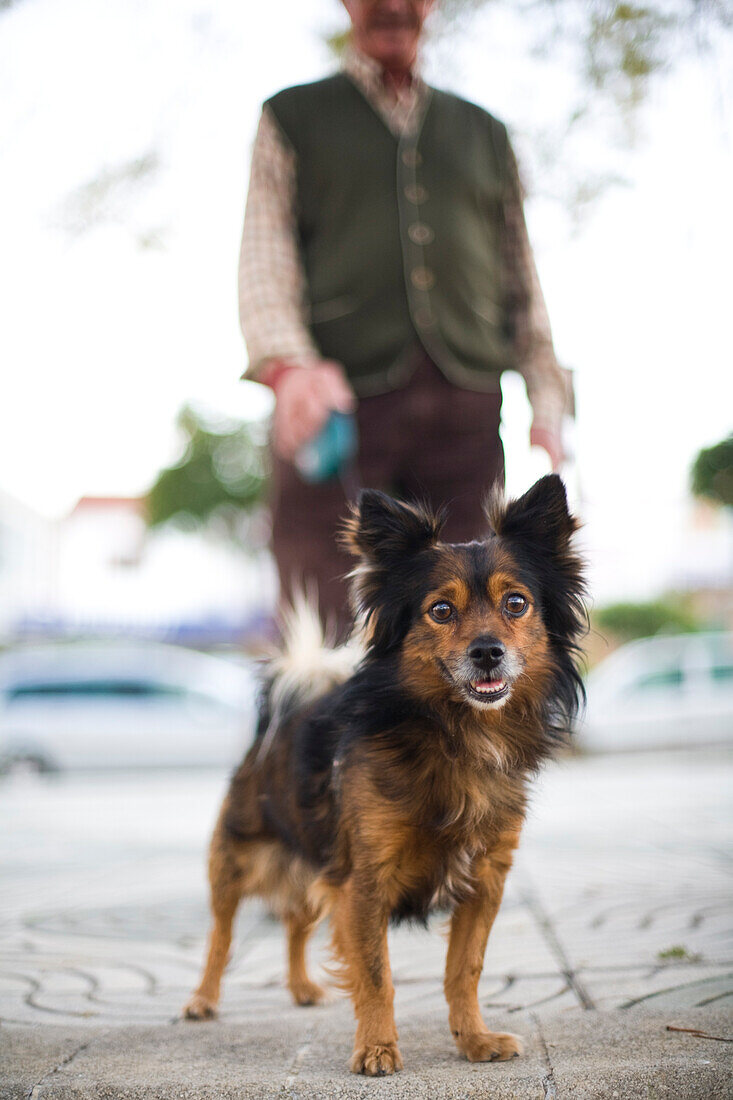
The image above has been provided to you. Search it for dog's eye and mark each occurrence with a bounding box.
[505,593,528,617]
[429,601,454,623]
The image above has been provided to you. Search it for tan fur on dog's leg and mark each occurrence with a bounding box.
[184,846,242,1020]
[331,878,402,1076]
[444,830,523,1062]
[286,907,326,1006]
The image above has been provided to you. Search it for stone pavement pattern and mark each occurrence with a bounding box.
[1,751,731,1096]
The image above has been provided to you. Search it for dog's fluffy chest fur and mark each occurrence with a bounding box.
[336,742,527,922]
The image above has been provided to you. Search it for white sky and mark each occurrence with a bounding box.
[0,0,731,603]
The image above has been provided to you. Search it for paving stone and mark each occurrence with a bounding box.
[541,1007,733,1099]
[0,1025,92,1100]
[28,1018,310,1100]
[580,963,733,1011]
[288,1005,545,1100]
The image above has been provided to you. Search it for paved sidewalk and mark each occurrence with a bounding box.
[1,751,731,1096]
[3,1006,732,1099]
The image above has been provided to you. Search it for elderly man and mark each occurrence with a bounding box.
[240,0,568,629]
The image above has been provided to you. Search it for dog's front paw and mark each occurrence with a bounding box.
[350,1042,404,1076]
[182,993,218,1020]
[456,1029,523,1063]
[289,978,327,1006]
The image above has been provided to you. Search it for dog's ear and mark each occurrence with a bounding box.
[486,474,577,555]
[340,490,445,654]
[342,489,445,562]
[487,475,587,720]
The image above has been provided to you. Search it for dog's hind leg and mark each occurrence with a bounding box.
[286,903,326,1006]
[183,841,242,1020]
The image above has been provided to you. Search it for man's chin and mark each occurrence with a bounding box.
[365,31,419,67]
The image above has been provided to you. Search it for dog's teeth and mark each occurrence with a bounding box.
[472,680,505,693]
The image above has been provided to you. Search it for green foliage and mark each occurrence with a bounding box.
[329,1,729,116]
[145,406,269,536]
[326,28,351,57]
[595,599,699,641]
[55,152,161,245]
[690,435,733,508]
[657,945,702,962]
[585,3,672,107]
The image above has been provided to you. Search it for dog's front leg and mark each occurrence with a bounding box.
[444,833,523,1063]
[331,875,402,1076]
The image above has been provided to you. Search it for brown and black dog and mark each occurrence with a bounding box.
[184,475,586,1076]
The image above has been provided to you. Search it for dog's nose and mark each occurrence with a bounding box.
[467,636,506,667]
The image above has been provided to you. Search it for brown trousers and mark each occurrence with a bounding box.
[271,352,504,635]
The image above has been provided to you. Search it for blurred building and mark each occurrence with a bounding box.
[583,494,733,614]
[670,499,733,631]
[1,493,276,647]
[0,490,56,639]
[672,499,733,593]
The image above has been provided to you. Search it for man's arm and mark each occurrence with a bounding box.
[238,107,354,459]
[238,106,320,373]
[502,144,569,470]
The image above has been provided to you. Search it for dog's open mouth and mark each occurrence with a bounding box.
[466,679,510,704]
[438,659,513,707]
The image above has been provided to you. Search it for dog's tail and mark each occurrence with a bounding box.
[256,590,363,757]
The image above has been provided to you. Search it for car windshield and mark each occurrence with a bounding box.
[7,679,188,701]
[632,666,684,692]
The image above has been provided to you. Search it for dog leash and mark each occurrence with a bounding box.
[339,464,362,502]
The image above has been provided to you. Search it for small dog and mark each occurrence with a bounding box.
[184,475,586,1076]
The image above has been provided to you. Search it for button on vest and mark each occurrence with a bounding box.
[411,266,435,291]
[408,222,434,245]
[404,183,428,205]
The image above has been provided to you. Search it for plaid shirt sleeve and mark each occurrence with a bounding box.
[502,143,570,431]
[238,106,320,380]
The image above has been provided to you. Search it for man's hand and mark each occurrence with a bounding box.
[529,423,565,472]
[265,359,356,462]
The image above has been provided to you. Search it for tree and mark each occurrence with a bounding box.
[145,406,269,541]
[595,598,699,641]
[432,1,729,110]
[690,434,733,508]
[330,1,730,113]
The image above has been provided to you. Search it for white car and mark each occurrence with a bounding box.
[577,631,733,752]
[0,641,259,772]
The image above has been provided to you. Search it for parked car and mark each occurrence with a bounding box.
[0,641,258,772]
[577,631,733,752]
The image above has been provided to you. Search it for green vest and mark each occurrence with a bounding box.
[267,73,516,396]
